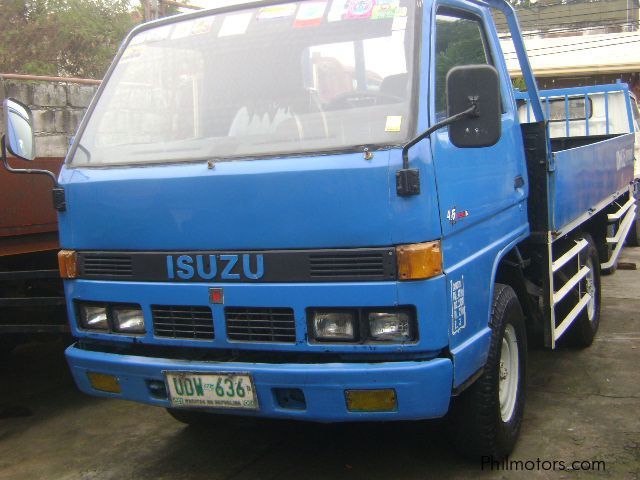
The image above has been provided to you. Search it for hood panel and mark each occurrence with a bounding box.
[59,149,442,251]
[59,153,397,250]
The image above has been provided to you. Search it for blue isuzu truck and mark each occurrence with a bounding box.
[2,0,637,459]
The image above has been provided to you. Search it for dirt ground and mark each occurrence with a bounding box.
[1,250,638,480]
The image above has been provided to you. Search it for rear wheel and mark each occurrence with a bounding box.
[566,234,601,348]
[447,284,527,460]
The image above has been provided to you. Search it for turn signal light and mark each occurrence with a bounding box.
[58,250,78,279]
[396,241,442,280]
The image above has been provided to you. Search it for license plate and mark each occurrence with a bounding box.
[164,372,258,410]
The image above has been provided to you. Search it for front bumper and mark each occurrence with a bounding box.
[66,343,454,422]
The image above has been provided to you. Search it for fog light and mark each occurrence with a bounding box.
[368,311,413,341]
[312,310,356,341]
[87,372,121,393]
[112,305,145,333]
[345,389,397,412]
[78,303,109,331]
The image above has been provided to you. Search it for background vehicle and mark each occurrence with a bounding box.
[2,0,637,459]
[0,152,66,356]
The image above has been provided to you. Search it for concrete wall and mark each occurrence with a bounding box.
[0,79,99,158]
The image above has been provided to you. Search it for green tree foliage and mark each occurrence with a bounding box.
[0,0,140,78]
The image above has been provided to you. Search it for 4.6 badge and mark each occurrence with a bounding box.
[446,207,470,225]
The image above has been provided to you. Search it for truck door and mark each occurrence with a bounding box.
[429,3,529,386]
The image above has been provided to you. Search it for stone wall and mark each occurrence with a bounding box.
[0,79,100,158]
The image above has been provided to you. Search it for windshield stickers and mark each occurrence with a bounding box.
[171,17,215,39]
[385,115,402,132]
[294,1,328,27]
[345,0,375,19]
[327,0,348,21]
[257,4,297,20]
[371,0,399,19]
[219,12,253,37]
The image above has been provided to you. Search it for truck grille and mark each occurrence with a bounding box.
[152,305,214,340]
[81,254,133,277]
[309,251,389,278]
[225,307,296,343]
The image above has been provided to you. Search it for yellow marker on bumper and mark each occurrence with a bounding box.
[345,389,397,412]
[87,372,121,393]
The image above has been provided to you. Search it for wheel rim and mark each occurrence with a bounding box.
[499,323,519,422]
[584,257,596,321]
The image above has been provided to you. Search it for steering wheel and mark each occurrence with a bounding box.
[326,90,403,111]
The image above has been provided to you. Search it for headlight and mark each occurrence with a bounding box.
[78,304,109,331]
[112,305,145,333]
[311,310,356,341]
[368,311,414,341]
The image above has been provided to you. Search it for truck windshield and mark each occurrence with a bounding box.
[70,0,418,166]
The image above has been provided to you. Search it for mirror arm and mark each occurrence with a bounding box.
[396,104,478,197]
[401,104,478,171]
[1,136,66,212]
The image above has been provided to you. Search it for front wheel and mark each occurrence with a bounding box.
[447,284,528,460]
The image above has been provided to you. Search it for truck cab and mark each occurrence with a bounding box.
[3,0,636,460]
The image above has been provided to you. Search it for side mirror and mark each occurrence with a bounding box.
[3,98,36,161]
[446,65,501,148]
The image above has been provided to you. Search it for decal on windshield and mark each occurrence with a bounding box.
[294,1,328,27]
[345,0,374,19]
[372,0,399,19]
[327,0,348,21]
[385,115,402,132]
[258,4,297,20]
[171,17,215,39]
[219,12,252,37]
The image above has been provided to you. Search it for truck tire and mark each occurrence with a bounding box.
[566,234,601,348]
[447,284,527,460]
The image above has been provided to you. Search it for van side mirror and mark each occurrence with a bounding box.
[3,98,36,161]
[446,65,501,148]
